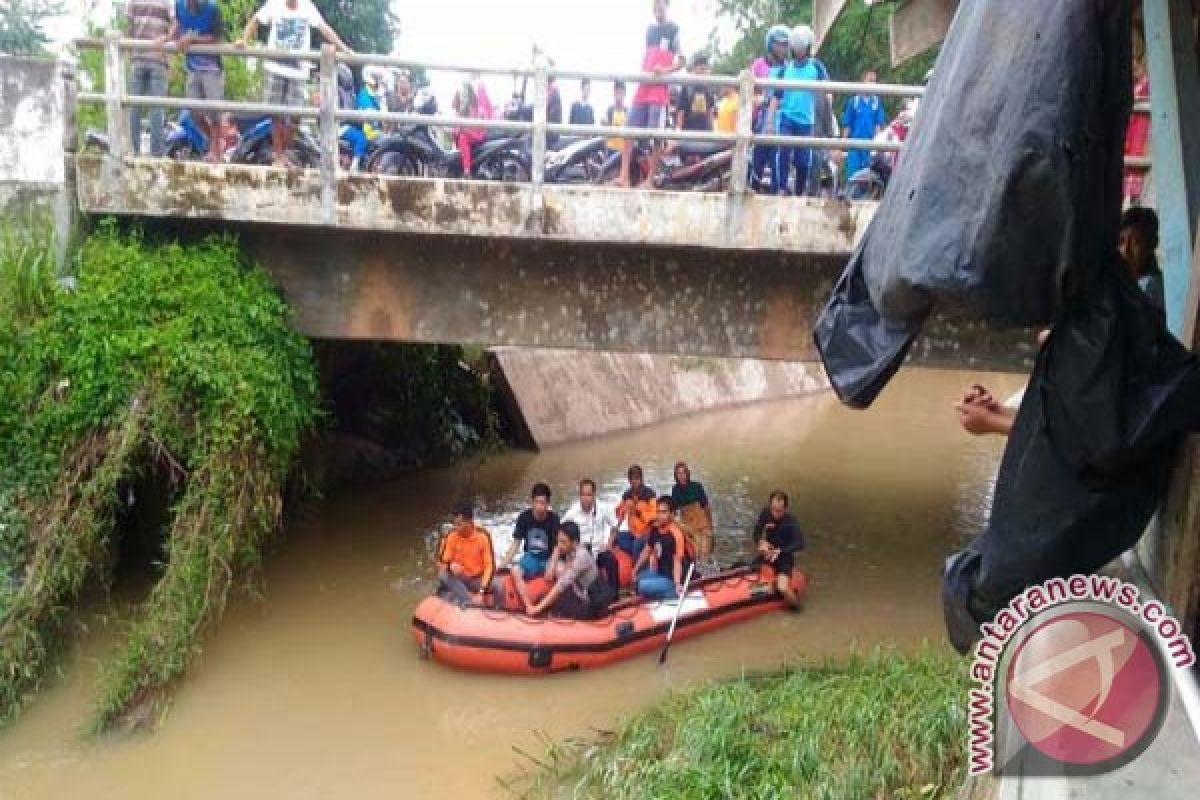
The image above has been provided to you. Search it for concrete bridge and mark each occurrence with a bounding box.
[51,37,1044,368]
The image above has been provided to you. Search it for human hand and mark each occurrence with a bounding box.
[960,384,998,411]
[449,562,463,576]
[234,37,247,49]
[955,401,1009,436]
[177,32,195,52]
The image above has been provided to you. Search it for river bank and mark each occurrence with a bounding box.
[513,647,968,799]
[0,370,1023,799]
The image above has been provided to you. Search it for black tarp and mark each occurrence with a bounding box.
[812,0,1200,652]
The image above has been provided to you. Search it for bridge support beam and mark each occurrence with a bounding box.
[122,221,1044,369]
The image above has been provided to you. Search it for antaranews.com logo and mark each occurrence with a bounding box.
[967,574,1196,776]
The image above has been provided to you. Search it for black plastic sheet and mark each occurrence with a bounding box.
[811,0,1200,652]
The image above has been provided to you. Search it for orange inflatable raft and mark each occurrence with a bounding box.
[411,565,808,674]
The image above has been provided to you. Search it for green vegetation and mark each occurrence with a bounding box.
[0,220,319,729]
[0,0,63,57]
[713,0,937,112]
[514,647,968,800]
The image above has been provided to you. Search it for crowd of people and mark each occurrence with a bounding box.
[122,0,908,188]
[434,463,806,620]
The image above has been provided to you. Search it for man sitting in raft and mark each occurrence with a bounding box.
[564,478,622,590]
[634,495,696,599]
[670,461,714,565]
[525,521,617,618]
[437,503,496,607]
[613,465,657,565]
[752,490,805,610]
[498,482,560,611]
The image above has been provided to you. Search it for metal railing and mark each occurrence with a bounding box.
[74,34,1153,223]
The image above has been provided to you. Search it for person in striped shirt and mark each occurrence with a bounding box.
[126,0,174,156]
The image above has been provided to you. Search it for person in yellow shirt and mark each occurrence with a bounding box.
[605,80,629,153]
[716,86,738,133]
[437,503,496,607]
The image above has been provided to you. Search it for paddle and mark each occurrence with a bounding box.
[658,561,697,666]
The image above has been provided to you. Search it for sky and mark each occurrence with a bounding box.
[395,0,730,112]
[45,0,737,111]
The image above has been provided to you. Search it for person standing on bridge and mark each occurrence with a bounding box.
[768,25,830,196]
[236,0,354,168]
[569,78,595,126]
[162,0,226,163]
[126,0,173,158]
[615,0,685,188]
[841,70,886,181]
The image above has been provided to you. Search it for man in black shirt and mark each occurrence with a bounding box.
[499,482,561,611]
[752,490,805,609]
[569,77,596,125]
[675,51,715,132]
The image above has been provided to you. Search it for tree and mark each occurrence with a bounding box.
[0,0,64,56]
[314,0,397,55]
[712,0,937,112]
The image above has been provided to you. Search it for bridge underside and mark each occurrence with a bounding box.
[77,155,1036,368]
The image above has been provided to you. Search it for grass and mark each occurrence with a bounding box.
[510,646,969,800]
[0,223,319,730]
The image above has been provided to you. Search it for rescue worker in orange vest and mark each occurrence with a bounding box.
[437,503,496,607]
[611,464,656,564]
[634,495,696,599]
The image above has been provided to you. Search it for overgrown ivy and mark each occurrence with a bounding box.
[0,221,319,729]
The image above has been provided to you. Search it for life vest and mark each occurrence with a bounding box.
[619,496,657,538]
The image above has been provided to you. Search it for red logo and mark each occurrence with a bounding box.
[1005,611,1165,767]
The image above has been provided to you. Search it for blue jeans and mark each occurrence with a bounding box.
[516,551,549,578]
[845,146,871,179]
[340,124,369,160]
[613,531,647,563]
[750,105,776,192]
[775,117,814,196]
[128,62,168,157]
[637,570,677,600]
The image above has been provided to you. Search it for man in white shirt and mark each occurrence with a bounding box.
[237,0,353,167]
[561,478,618,553]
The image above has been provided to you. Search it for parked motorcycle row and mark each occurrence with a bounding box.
[86,110,322,168]
[89,100,886,197]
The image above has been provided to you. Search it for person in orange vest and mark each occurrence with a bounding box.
[612,465,656,563]
[634,495,696,599]
[436,503,496,607]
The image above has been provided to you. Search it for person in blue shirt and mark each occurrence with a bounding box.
[841,69,887,179]
[767,25,829,197]
[164,0,225,163]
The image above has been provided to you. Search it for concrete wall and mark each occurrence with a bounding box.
[169,222,1038,368]
[75,156,877,255]
[489,347,830,448]
[0,55,72,255]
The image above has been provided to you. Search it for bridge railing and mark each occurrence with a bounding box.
[74,34,1153,207]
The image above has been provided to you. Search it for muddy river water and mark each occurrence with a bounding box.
[0,369,1024,799]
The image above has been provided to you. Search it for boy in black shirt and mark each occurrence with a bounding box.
[752,490,805,609]
[500,482,561,611]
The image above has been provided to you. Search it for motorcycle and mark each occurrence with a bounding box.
[544,135,610,184]
[228,117,322,168]
[844,152,891,201]
[594,138,733,192]
[163,110,210,161]
[366,95,531,181]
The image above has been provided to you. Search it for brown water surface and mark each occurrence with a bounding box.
[0,369,1023,800]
